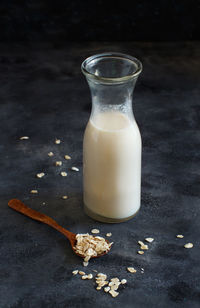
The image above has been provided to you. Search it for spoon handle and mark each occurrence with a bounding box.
[8,199,72,239]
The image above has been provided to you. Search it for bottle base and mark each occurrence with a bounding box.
[84,204,140,223]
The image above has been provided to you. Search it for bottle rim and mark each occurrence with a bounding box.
[81,52,142,84]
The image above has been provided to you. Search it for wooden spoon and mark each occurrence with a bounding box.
[8,199,110,259]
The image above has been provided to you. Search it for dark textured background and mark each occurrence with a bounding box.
[0,0,200,41]
[0,41,200,307]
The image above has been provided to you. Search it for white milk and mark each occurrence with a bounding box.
[83,111,141,220]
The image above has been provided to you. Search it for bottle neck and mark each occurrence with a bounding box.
[87,79,137,120]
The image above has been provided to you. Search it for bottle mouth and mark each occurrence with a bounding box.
[81,52,142,84]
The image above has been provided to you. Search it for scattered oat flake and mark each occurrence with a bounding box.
[91,229,100,234]
[104,286,110,292]
[110,278,120,282]
[78,271,85,275]
[64,155,71,160]
[48,152,54,157]
[110,285,120,291]
[106,233,112,237]
[109,281,120,287]
[138,250,144,255]
[145,237,154,243]
[72,270,78,275]
[109,290,119,297]
[96,280,107,284]
[184,243,193,248]
[82,275,88,280]
[96,277,106,282]
[71,166,79,172]
[55,161,62,166]
[20,136,29,140]
[62,195,68,200]
[83,261,88,267]
[55,139,61,144]
[96,277,106,281]
[87,274,93,279]
[30,190,38,194]
[127,267,137,273]
[97,273,107,278]
[84,256,90,262]
[97,281,108,287]
[96,287,101,290]
[121,279,127,284]
[37,172,45,178]
[138,241,148,250]
[177,234,184,238]
[61,171,67,177]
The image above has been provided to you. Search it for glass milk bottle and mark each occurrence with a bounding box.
[81,52,142,223]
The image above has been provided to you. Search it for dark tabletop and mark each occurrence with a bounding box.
[0,42,200,308]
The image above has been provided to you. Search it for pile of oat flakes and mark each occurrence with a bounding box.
[71,229,156,298]
[72,270,130,298]
[74,233,113,266]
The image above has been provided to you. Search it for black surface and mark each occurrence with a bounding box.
[0,42,200,308]
[0,1,200,41]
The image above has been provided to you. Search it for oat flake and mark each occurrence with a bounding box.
[72,270,78,275]
[104,286,110,292]
[184,243,193,248]
[78,271,85,275]
[62,196,68,199]
[97,273,107,279]
[61,171,67,177]
[55,161,62,166]
[110,278,120,282]
[36,172,45,178]
[30,190,38,194]
[71,166,79,172]
[127,267,137,273]
[83,261,88,267]
[91,229,100,234]
[145,237,154,243]
[138,241,148,250]
[109,290,119,297]
[64,155,71,160]
[87,274,93,279]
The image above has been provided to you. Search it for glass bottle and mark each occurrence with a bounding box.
[81,52,142,223]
